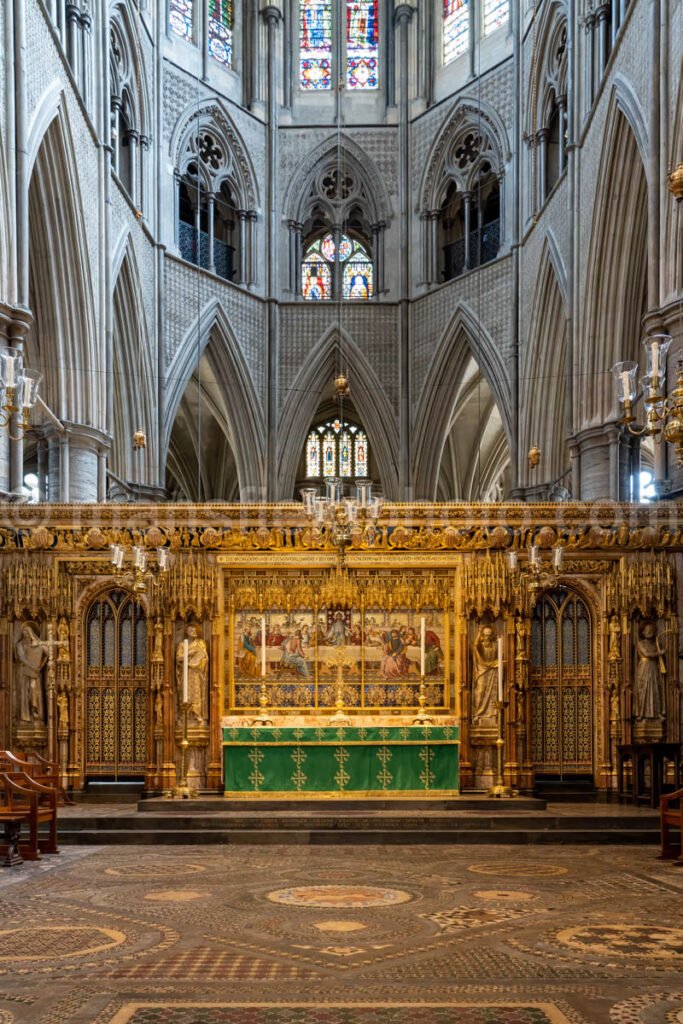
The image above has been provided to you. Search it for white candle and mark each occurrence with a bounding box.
[22,376,32,408]
[261,616,266,677]
[420,617,426,676]
[651,341,659,380]
[5,355,14,388]
[620,370,631,402]
[497,637,504,702]
[182,638,189,703]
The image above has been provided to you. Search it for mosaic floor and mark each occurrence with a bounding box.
[0,842,682,1023]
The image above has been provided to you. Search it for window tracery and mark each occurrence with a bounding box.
[305,420,369,478]
[171,0,234,69]
[302,233,373,300]
[110,14,147,210]
[299,1,379,92]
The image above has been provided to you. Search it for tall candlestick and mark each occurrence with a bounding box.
[261,616,266,677]
[182,639,189,703]
[497,636,504,702]
[420,617,426,676]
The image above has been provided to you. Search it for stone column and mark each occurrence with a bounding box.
[110,97,122,175]
[585,14,595,108]
[462,191,472,270]
[395,3,414,499]
[596,3,610,80]
[239,211,249,286]
[537,128,549,207]
[207,192,216,274]
[139,135,150,217]
[371,221,385,297]
[66,3,80,80]
[248,211,257,286]
[611,0,620,43]
[557,95,567,171]
[262,5,281,499]
[125,129,139,207]
[46,423,111,502]
[80,10,92,111]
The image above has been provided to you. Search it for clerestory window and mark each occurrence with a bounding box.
[299,1,379,91]
[301,232,373,300]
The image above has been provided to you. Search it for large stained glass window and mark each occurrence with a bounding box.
[300,0,332,89]
[346,1,378,89]
[305,421,370,479]
[483,0,509,36]
[170,0,194,40]
[208,0,233,66]
[302,233,373,300]
[444,0,469,63]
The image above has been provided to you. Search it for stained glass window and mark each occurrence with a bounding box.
[444,0,469,63]
[300,0,332,89]
[322,431,336,476]
[346,1,378,89]
[302,234,373,300]
[302,243,332,300]
[170,0,194,41]
[209,0,233,66]
[483,0,509,36]
[305,421,370,479]
[340,431,352,476]
[354,431,368,476]
[306,432,321,476]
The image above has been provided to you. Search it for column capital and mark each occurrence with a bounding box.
[394,4,415,27]
[0,303,33,346]
[261,5,282,25]
[65,3,81,23]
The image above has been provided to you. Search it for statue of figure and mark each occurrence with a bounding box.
[154,688,163,727]
[15,623,49,724]
[175,623,209,725]
[608,615,621,662]
[634,622,666,723]
[152,619,164,662]
[514,617,526,660]
[57,691,69,731]
[472,625,499,725]
[57,618,70,661]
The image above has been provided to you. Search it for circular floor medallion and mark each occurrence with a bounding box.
[558,924,683,959]
[473,890,536,902]
[266,884,413,908]
[144,890,207,902]
[313,921,367,932]
[468,862,568,878]
[104,861,206,879]
[0,926,126,962]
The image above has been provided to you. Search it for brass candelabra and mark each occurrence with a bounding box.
[166,700,196,799]
[488,700,518,799]
[412,676,433,725]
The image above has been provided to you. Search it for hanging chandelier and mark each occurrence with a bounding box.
[0,349,42,438]
[612,333,683,465]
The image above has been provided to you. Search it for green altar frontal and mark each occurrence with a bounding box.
[222,724,459,798]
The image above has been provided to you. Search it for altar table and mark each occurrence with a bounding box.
[222,724,459,797]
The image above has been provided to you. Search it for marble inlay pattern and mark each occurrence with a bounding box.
[0,843,680,1024]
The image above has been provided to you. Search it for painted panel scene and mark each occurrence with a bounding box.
[232,609,446,710]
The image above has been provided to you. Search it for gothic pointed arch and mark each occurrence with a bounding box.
[412,303,511,498]
[110,1,151,137]
[277,327,399,500]
[171,100,259,210]
[111,237,156,486]
[580,90,648,427]
[419,94,511,214]
[520,240,568,492]
[27,96,99,427]
[283,133,392,227]
[164,299,265,499]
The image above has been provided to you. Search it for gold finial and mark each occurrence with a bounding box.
[528,445,541,470]
[334,375,350,399]
[133,428,147,450]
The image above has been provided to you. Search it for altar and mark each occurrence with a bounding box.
[222,724,460,798]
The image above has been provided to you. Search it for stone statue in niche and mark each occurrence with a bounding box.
[175,623,209,725]
[15,622,49,725]
[608,615,621,661]
[633,622,666,725]
[471,624,499,727]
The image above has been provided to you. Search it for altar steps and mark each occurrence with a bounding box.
[57,803,661,846]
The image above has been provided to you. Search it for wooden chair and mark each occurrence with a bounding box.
[0,751,72,805]
[0,772,58,861]
[660,787,683,861]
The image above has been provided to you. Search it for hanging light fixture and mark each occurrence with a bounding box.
[0,348,42,437]
[110,543,171,593]
[612,332,683,465]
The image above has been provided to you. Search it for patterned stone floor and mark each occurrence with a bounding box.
[0,842,682,1023]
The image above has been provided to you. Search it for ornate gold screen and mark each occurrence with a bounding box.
[85,590,148,778]
[530,589,592,776]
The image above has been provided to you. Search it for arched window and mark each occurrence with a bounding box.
[302,232,373,300]
[444,0,469,64]
[482,0,509,36]
[170,0,194,40]
[306,420,370,479]
[208,0,234,66]
[299,1,378,91]
[438,165,500,281]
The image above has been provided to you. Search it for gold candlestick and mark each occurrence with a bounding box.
[166,700,197,799]
[488,700,518,798]
[252,682,273,727]
[412,676,433,725]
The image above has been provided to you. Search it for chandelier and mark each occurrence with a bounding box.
[110,544,171,593]
[612,334,683,465]
[0,348,42,438]
[507,544,564,597]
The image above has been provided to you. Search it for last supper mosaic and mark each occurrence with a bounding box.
[229,605,448,711]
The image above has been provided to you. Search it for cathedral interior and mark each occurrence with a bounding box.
[1,0,683,1021]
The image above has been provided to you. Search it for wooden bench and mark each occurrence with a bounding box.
[660,787,683,861]
[0,809,26,867]
[0,772,58,862]
[0,751,72,805]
